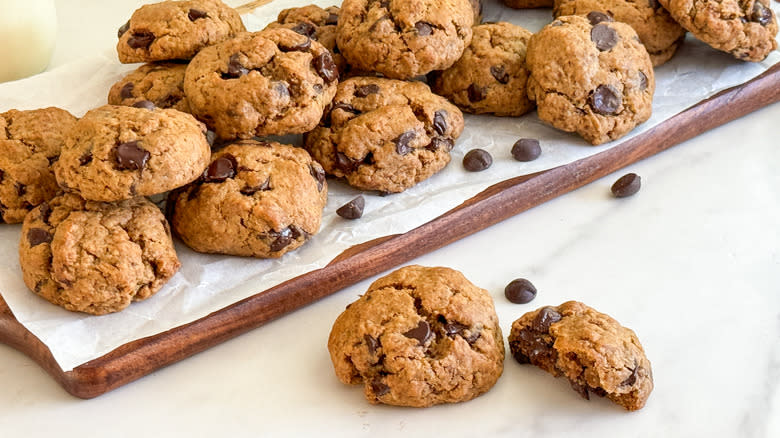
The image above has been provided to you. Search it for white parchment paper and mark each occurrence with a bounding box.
[0,1,778,371]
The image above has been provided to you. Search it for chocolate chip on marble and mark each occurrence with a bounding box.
[188,8,208,21]
[312,52,338,84]
[364,334,379,354]
[404,320,432,346]
[467,83,487,102]
[290,21,316,37]
[240,177,271,195]
[587,11,613,25]
[336,195,365,220]
[115,141,150,171]
[590,84,621,115]
[638,71,648,91]
[309,164,326,191]
[504,278,537,304]
[27,228,52,247]
[117,21,130,38]
[433,110,447,135]
[490,65,510,84]
[204,154,238,182]
[325,13,339,26]
[611,172,641,197]
[394,131,416,155]
[371,379,390,396]
[280,37,312,52]
[355,83,380,98]
[120,82,134,99]
[532,307,562,332]
[511,138,541,162]
[224,53,249,79]
[127,32,155,49]
[591,24,618,51]
[463,149,492,172]
[132,100,156,110]
[415,21,433,36]
[751,2,772,26]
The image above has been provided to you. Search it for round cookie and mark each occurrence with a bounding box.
[54,104,210,202]
[431,22,534,116]
[304,77,464,193]
[525,15,654,145]
[657,0,777,62]
[184,28,339,140]
[553,0,687,66]
[328,265,505,407]
[116,0,245,63]
[508,301,653,411]
[108,62,191,113]
[336,0,475,79]
[18,193,180,315]
[0,108,78,224]
[167,140,328,258]
[503,0,553,8]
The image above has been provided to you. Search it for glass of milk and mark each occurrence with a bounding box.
[0,0,57,83]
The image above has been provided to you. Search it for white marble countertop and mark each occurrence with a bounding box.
[1,1,778,437]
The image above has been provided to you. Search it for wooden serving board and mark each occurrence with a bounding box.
[1,63,778,399]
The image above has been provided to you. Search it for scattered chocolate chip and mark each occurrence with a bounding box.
[27,228,52,247]
[312,52,338,83]
[115,141,150,171]
[355,83,380,98]
[467,83,487,102]
[504,278,537,304]
[433,110,447,135]
[188,8,208,21]
[394,131,416,155]
[15,182,26,197]
[269,227,294,252]
[325,13,339,26]
[127,32,155,49]
[587,11,613,25]
[336,195,365,219]
[590,84,622,115]
[371,379,390,396]
[611,172,641,197]
[132,100,156,110]
[490,65,510,84]
[240,177,271,195]
[335,152,358,173]
[204,154,238,182]
[511,138,542,162]
[79,152,93,166]
[280,37,312,52]
[120,82,134,99]
[638,71,648,91]
[224,53,249,79]
[364,334,379,354]
[622,366,638,386]
[415,21,433,36]
[117,21,130,38]
[751,2,772,26]
[532,307,562,332]
[426,137,453,152]
[463,149,492,172]
[404,320,432,346]
[309,164,326,191]
[591,24,618,51]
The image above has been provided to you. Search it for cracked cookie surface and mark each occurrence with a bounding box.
[0,107,78,224]
[328,265,505,407]
[116,0,245,63]
[108,62,191,113]
[18,192,180,315]
[54,104,210,202]
[336,0,475,79]
[508,301,653,411]
[184,28,339,140]
[526,15,654,145]
[304,77,463,193]
[167,140,327,258]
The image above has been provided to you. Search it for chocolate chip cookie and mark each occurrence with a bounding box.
[167,140,327,258]
[54,104,210,202]
[116,0,245,63]
[336,0,475,79]
[431,22,534,116]
[328,265,505,407]
[0,107,78,224]
[661,0,777,62]
[553,1,687,66]
[108,62,191,113]
[508,301,653,411]
[304,77,464,193]
[503,0,553,8]
[525,15,654,145]
[18,193,180,315]
[184,28,339,140]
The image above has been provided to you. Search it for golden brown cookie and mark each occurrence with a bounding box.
[108,62,191,113]
[508,301,653,411]
[328,265,505,407]
[18,193,180,315]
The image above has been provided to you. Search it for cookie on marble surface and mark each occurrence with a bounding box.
[304,77,463,193]
[54,104,210,202]
[108,62,191,113]
[1,108,78,224]
[18,192,180,315]
[657,0,777,62]
[328,265,505,407]
[508,301,653,411]
[116,0,245,63]
[525,15,654,145]
[553,0,687,66]
[184,28,339,140]
[431,22,534,116]
[167,140,327,258]
[336,0,475,79]
[503,0,553,8]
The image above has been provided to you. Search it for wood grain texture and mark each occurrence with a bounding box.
[1,63,778,398]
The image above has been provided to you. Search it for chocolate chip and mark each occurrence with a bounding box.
[332,102,359,114]
[467,83,487,102]
[224,53,249,79]
[15,182,25,196]
[371,379,390,396]
[425,137,453,152]
[325,13,339,26]
[336,195,365,219]
[751,2,772,26]
[79,152,93,166]
[591,24,618,51]
[355,83,380,98]
[611,172,641,197]
[132,100,156,110]
[280,37,312,52]
[273,81,290,98]
[120,82,134,99]
[587,11,613,25]
[590,84,621,115]
[240,177,271,195]
[335,152,358,173]
[463,149,492,172]
[532,307,562,332]
[312,52,338,84]
[127,32,155,49]
[38,202,52,223]
[394,131,415,155]
[115,141,150,171]
[0,169,3,184]
[368,15,390,32]
[415,21,433,36]
[204,154,238,182]
[490,65,510,84]
[269,227,294,252]
[309,164,326,191]
[364,334,379,354]
[404,320,432,346]
[504,278,537,304]
[638,71,648,91]
[443,321,467,337]
[433,110,447,135]
[188,8,208,21]
[117,21,130,38]
[291,21,316,37]
[27,228,52,247]
[511,138,541,162]
[622,366,638,386]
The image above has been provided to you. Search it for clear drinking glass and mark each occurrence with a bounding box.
[0,0,57,83]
